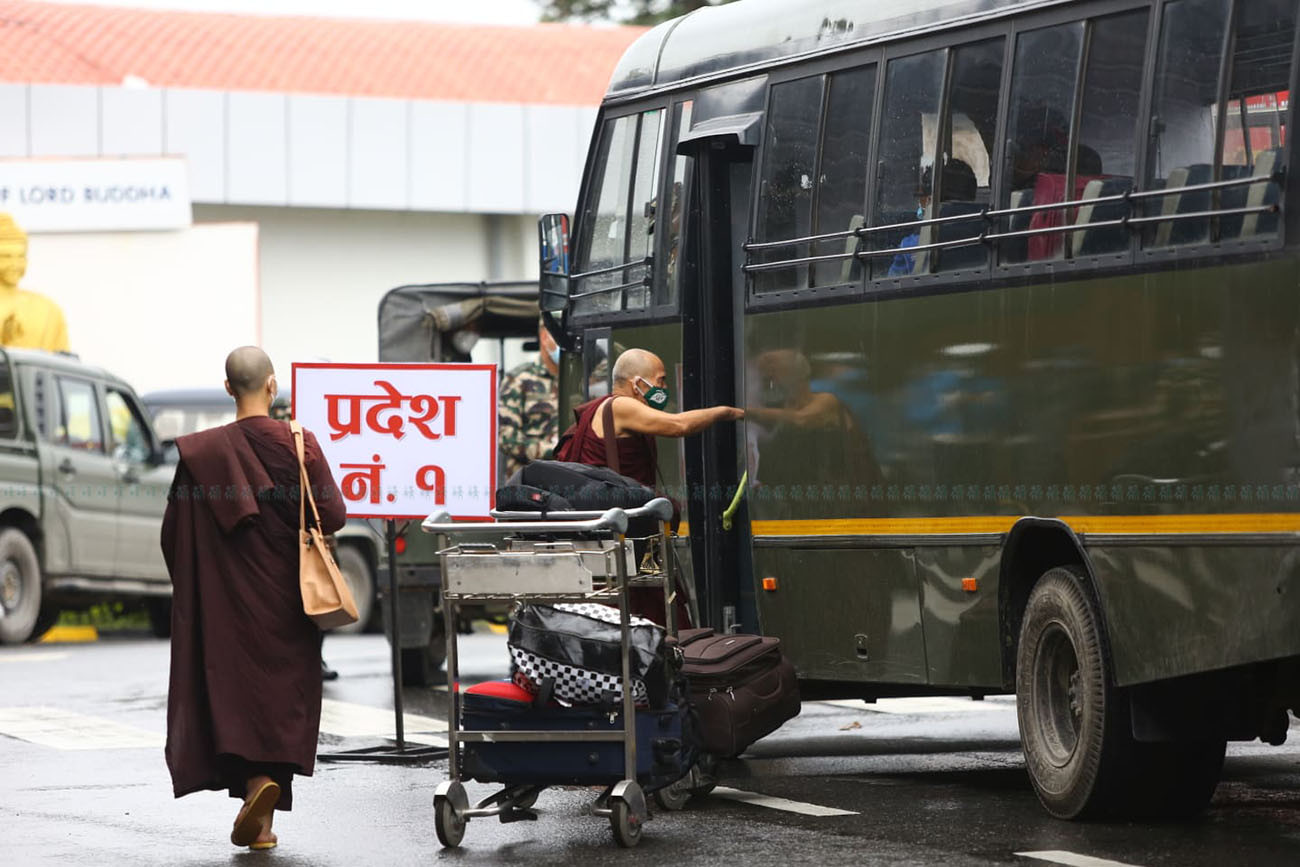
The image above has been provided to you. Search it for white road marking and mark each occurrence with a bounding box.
[319,698,447,747]
[1017,851,1145,867]
[818,697,1015,715]
[0,652,71,664]
[710,786,858,817]
[0,706,163,750]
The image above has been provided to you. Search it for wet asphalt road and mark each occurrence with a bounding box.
[3,632,1300,866]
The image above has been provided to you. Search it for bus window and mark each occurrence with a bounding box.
[626,109,664,309]
[1143,0,1231,249]
[754,75,823,293]
[658,101,693,307]
[934,38,1003,273]
[1220,0,1294,240]
[811,65,876,288]
[1069,9,1149,258]
[573,109,665,315]
[1001,23,1084,264]
[872,50,945,279]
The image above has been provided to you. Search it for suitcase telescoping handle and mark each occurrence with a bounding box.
[488,497,674,525]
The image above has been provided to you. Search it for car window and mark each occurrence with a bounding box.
[55,377,104,452]
[149,407,236,439]
[105,390,153,463]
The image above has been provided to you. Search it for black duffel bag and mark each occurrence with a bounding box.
[507,602,670,707]
[501,460,655,511]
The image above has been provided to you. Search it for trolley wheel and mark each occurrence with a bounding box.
[433,780,469,848]
[610,798,642,848]
[434,796,465,848]
[653,776,691,811]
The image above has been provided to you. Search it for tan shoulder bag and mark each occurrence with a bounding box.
[290,420,358,629]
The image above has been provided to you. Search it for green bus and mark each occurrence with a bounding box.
[538,0,1298,819]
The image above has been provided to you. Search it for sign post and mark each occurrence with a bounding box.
[293,362,497,762]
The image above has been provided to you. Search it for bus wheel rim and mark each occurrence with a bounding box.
[1035,623,1082,768]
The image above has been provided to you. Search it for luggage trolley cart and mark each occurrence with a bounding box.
[421,498,678,849]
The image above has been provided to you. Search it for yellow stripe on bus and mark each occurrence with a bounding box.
[735,513,1300,537]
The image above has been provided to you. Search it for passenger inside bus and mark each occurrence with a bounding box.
[888,158,977,276]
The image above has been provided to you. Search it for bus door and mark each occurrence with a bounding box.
[678,120,759,632]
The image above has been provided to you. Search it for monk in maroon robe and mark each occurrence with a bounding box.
[162,346,345,850]
[556,348,742,626]
[558,348,743,485]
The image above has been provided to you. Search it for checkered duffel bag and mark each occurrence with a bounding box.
[507,602,667,707]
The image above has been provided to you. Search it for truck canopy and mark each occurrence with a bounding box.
[377,282,539,363]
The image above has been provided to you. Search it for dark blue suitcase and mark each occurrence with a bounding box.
[460,681,695,793]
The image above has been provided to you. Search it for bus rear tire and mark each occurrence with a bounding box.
[1017,565,1224,819]
[1016,565,1122,819]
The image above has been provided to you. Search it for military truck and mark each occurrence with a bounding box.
[0,348,175,644]
[376,281,540,683]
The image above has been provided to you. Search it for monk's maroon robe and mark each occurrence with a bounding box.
[162,417,345,809]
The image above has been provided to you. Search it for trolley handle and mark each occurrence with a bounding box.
[489,497,673,524]
[421,507,629,537]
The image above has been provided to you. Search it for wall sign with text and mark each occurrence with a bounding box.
[0,157,192,233]
[292,362,498,520]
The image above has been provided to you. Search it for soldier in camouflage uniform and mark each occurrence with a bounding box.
[499,322,560,480]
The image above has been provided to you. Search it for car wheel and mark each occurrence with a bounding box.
[0,528,48,645]
[334,545,375,635]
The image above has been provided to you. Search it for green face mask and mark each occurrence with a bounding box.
[637,377,670,409]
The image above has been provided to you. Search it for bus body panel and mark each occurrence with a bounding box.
[1091,544,1300,686]
[753,546,928,683]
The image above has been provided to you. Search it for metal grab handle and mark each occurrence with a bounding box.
[721,472,748,531]
[57,458,75,475]
[490,496,674,524]
[421,507,629,537]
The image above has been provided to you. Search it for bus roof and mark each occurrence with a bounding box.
[607,0,1066,99]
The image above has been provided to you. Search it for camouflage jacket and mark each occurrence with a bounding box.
[499,360,559,480]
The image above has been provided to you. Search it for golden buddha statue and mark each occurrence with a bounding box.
[0,213,70,352]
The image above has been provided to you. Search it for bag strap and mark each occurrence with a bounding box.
[600,397,621,475]
[289,420,324,534]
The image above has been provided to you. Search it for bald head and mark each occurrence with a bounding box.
[224,346,275,399]
[612,348,663,388]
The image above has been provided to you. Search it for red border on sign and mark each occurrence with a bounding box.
[291,361,498,521]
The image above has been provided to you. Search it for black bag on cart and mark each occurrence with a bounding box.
[507,602,670,708]
[503,460,656,512]
[676,628,801,757]
[459,679,695,792]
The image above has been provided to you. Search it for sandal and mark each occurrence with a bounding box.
[231,781,281,847]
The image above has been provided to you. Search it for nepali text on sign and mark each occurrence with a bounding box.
[292,363,498,520]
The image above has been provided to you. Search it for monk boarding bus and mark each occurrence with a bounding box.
[535,0,1300,820]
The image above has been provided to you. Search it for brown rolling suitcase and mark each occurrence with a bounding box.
[677,628,801,757]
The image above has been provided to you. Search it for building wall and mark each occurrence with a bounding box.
[0,83,596,215]
[193,204,541,385]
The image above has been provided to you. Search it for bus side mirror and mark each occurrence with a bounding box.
[538,213,571,313]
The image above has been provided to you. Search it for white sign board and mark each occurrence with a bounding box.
[0,157,192,232]
[292,362,498,520]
